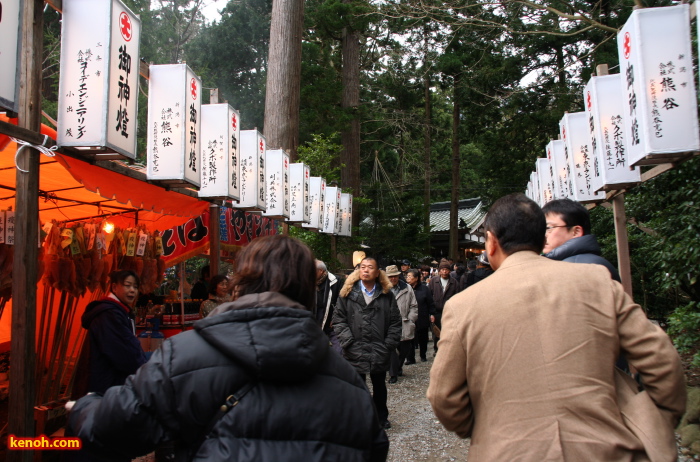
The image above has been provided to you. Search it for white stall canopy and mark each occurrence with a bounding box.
[0,0,21,112]
[198,104,240,200]
[146,63,201,187]
[617,4,699,166]
[288,163,310,224]
[536,158,555,205]
[234,130,266,211]
[322,186,340,235]
[263,149,290,219]
[339,193,353,237]
[560,112,605,203]
[57,0,141,160]
[584,74,641,191]
[303,177,325,231]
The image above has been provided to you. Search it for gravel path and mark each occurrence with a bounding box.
[381,347,696,461]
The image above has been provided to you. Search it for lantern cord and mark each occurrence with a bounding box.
[12,135,58,173]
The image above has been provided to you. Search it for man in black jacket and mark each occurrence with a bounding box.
[406,268,435,362]
[542,199,621,282]
[427,260,458,352]
[316,259,341,353]
[334,257,402,429]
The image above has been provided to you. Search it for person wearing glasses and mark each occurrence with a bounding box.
[541,198,620,282]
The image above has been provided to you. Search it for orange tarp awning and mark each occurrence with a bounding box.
[0,115,209,231]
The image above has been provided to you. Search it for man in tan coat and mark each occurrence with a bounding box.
[427,193,686,462]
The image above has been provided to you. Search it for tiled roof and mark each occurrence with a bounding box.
[429,198,485,232]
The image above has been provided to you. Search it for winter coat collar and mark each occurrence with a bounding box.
[340,269,392,298]
[194,292,327,382]
[544,234,602,261]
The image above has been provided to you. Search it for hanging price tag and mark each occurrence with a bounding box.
[155,236,164,256]
[61,228,74,249]
[126,232,137,257]
[136,232,148,256]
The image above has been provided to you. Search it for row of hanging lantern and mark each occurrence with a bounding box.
[5,0,353,237]
[525,3,699,206]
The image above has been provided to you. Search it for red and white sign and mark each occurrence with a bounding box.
[263,149,290,219]
[146,64,202,187]
[617,4,699,165]
[234,130,266,211]
[303,177,326,231]
[559,113,605,203]
[58,0,141,159]
[198,104,241,200]
[288,163,310,224]
[583,74,641,191]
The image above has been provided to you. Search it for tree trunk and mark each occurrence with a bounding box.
[449,73,460,261]
[263,0,305,161]
[423,36,432,254]
[341,19,361,229]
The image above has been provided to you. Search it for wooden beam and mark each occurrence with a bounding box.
[0,120,57,147]
[9,1,44,460]
[641,163,674,182]
[45,0,62,13]
[613,194,634,297]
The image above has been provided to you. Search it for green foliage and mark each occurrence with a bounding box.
[668,301,700,365]
[296,133,343,183]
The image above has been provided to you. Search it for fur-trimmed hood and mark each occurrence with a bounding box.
[340,269,392,298]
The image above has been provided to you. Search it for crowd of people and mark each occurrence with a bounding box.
[65,197,686,461]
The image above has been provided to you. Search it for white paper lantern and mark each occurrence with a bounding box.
[198,104,241,200]
[339,193,353,237]
[288,163,310,224]
[0,0,21,112]
[57,0,141,159]
[617,4,699,166]
[146,64,201,187]
[234,130,267,211]
[263,149,290,219]
[536,158,555,205]
[584,74,641,191]
[547,140,571,200]
[560,113,606,203]
[302,177,325,230]
[322,186,340,235]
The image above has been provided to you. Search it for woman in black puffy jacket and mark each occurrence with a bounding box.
[67,235,389,461]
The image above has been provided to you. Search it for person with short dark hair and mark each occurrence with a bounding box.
[400,259,411,281]
[541,198,620,281]
[461,252,494,290]
[406,268,435,362]
[199,274,230,318]
[78,270,147,395]
[190,265,211,301]
[316,259,341,353]
[385,265,418,381]
[67,235,390,461]
[420,265,432,284]
[427,193,686,461]
[427,259,458,352]
[334,257,402,429]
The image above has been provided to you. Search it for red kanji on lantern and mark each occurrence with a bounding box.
[586,92,592,110]
[190,78,197,100]
[231,113,237,130]
[623,32,631,59]
[120,12,132,41]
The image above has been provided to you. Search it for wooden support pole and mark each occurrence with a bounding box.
[8,1,44,461]
[209,204,221,275]
[613,194,634,297]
